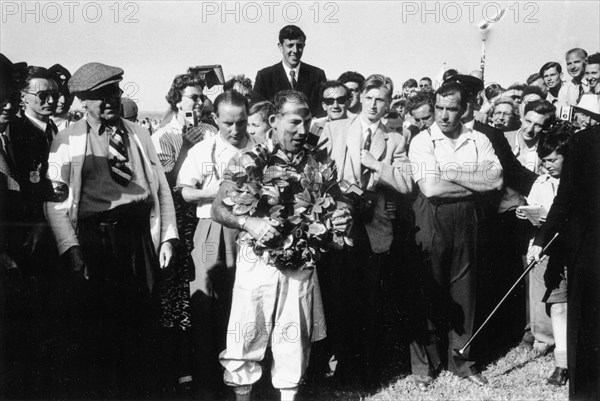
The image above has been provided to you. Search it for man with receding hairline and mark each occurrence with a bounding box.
[558,48,588,107]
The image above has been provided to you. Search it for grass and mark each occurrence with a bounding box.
[293,346,568,401]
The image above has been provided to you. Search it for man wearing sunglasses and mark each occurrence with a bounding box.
[10,66,59,277]
[310,80,350,138]
[44,62,177,398]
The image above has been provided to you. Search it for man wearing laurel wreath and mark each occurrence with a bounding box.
[211,90,352,401]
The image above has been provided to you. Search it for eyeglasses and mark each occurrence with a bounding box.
[23,90,61,103]
[323,96,347,106]
[183,93,204,103]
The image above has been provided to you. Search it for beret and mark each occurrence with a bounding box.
[48,63,71,92]
[443,74,484,94]
[68,62,123,94]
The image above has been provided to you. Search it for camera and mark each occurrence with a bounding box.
[558,106,574,122]
[184,110,198,127]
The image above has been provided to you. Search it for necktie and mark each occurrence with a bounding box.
[577,83,585,104]
[105,126,133,186]
[45,120,57,146]
[361,128,372,189]
[0,134,19,190]
[289,70,297,90]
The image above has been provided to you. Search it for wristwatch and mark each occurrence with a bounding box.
[238,215,248,231]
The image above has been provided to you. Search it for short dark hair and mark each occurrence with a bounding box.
[213,89,248,116]
[586,52,600,66]
[522,85,546,99]
[278,25,306,44]
[436,81,468,110]
[272,90,308,114]
[540,61,562,76]
[319,80,347,101]
[402,78,418,89]
[526,73,542,85]
[537,122,573,159]
[338,71,365,87]
[524,99,556,118]
[248,100,275,122]
[565,48,588,60]
[165,73,205,110]
[420,77,432,84]
[406,90,435,114]
[507,83,525,91]
[20,66,56,91]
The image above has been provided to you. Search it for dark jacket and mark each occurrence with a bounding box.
[254,61,326,117]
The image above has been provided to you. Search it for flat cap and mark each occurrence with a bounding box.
[68,62,123,94]
[444,74,484,94]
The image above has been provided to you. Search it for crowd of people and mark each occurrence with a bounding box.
[1,24,599,401]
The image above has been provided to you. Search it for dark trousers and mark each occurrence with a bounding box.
[77,204,160,398]
[411,194,485,378]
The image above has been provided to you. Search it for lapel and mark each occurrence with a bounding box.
[68,119,89,188]
[369,123,389,162]
[345,117,363,184]
[274,63,292,90]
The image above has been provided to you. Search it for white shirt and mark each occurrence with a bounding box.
[498,129,540,213]
[281,61,301,87]
[527,174,559,215]
[177,133,255,218]
[408,122,500,184]
[359,115,381,148]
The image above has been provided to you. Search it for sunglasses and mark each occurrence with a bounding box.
[83,88,124,103]
[183,93,204,103]
[23,90,61,103]
[323,96,347,106]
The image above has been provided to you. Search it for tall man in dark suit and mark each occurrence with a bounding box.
[532,124,600,401]
[318,74,413,386]
[254,25,326,116]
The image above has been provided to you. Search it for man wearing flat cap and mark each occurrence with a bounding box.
[45,62,178,398]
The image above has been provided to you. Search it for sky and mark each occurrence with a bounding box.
[1,0,599,113]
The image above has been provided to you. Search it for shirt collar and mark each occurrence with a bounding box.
[282,61,301,80]
[24,111,48,132]
[214,132,255,158]
[429,122,473,142]
[86,114,124,136]
[359,114,380,134]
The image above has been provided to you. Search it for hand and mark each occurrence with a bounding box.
[0,252,18,270]
[64,245,88,279]
[527,244,543,264]
[159,241,175,269]
[515,207,527,220]
[181,124,205,149]
[360,150,380,171]
[331,207,353,234]
[539,215,547,224]
[244,217,281,246]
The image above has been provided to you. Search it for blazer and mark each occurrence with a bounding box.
[10,115,54,222]
[44,118,178,255]
[318,116,413,253]
[254,61,326,116]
